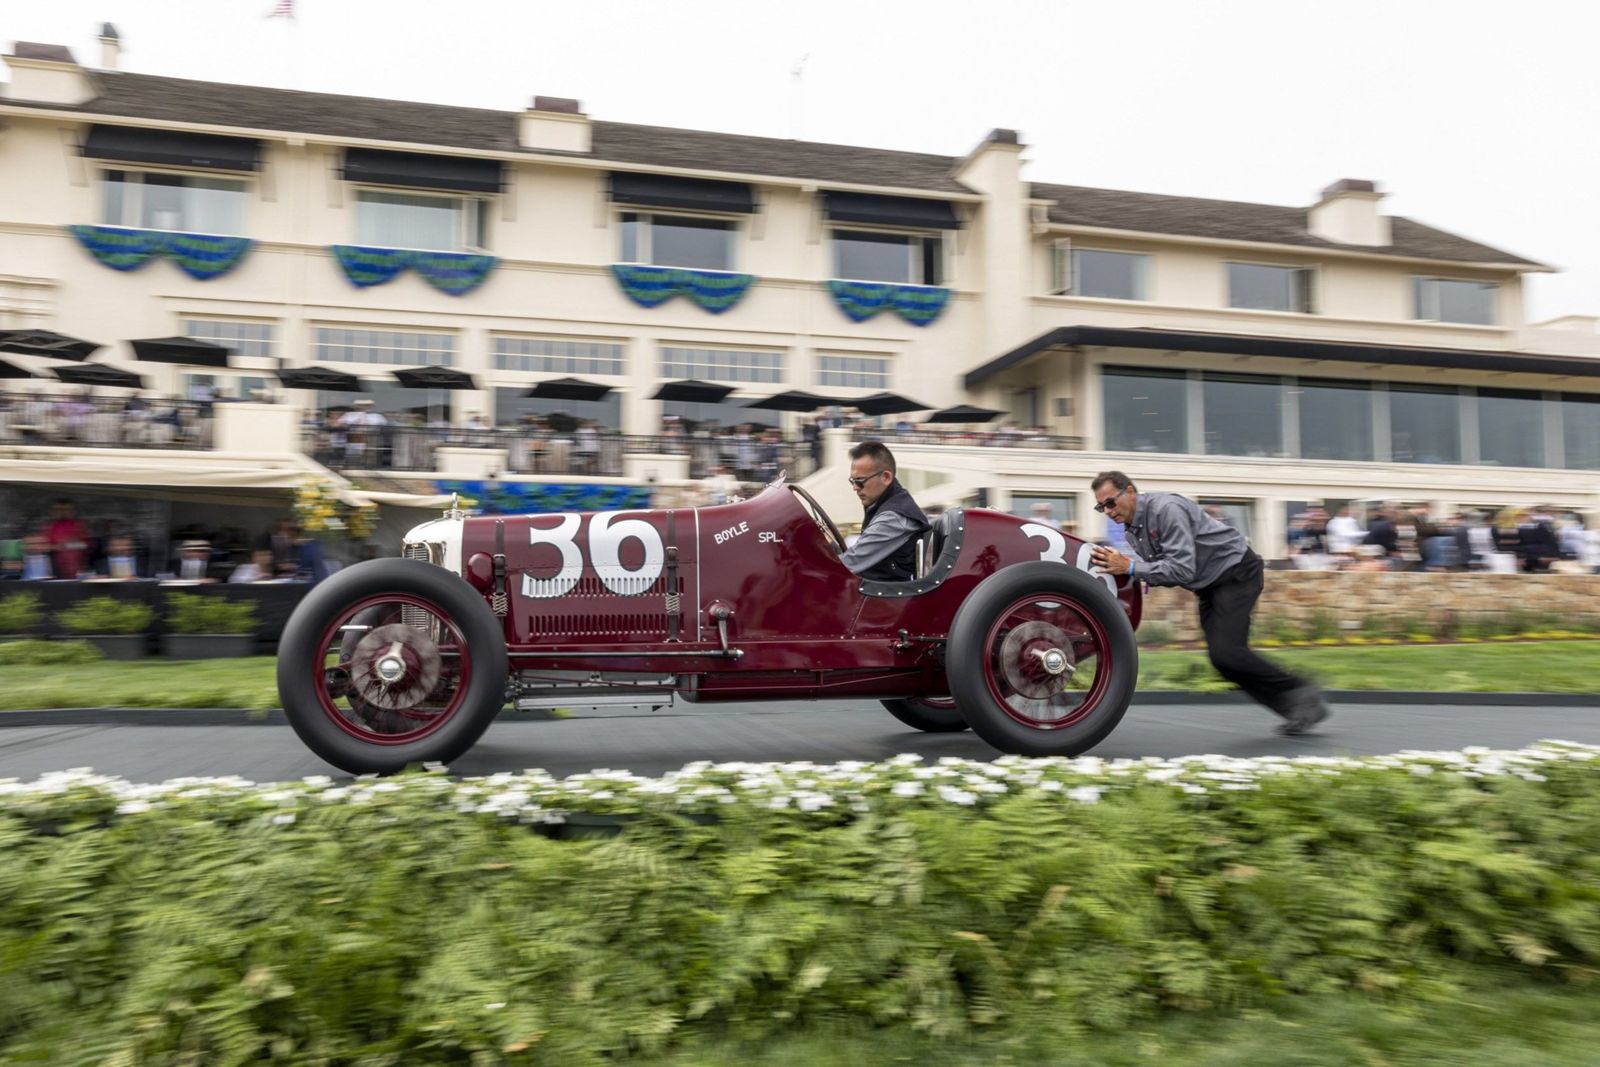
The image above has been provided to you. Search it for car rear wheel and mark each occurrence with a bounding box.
[946,561,1137,756]
[880,696,968,733]
[277,558,508,774]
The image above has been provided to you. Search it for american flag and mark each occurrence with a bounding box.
[265,0,295,18]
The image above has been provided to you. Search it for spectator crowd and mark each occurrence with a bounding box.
[1285,503,1600,574]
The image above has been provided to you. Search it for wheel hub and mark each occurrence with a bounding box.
[998,620,1076,700]
[348,623,442,710]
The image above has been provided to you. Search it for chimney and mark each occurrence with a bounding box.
[1307,178,1391,247]
[98,23,120,70]
[0,42,94,105]
[519,95,590,153]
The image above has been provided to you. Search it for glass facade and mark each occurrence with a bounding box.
[183,319,276,359]
[1388,385,1461,465]
[817,354,891,390]
[1201,373,1283,457]
[1296,378,1372,461]
[314,327,455,366]
[1414,277,1497,324]
[659,345,785,384]
[493,336,625,376]
[1227,263,1313,313]
[1563,395,1600,470]
[1477,389,1544,468]
[1102,367,1188,453]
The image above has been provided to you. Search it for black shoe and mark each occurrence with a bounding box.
[1278,687,1330,736]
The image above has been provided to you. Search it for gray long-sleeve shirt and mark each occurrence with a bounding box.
[1123,491,1248,590]
[840,510,921,576]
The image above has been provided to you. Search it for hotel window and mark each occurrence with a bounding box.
[1053,246,1149,300]
[659,345,784,384]
[354,189,488,252]
[1295,378,1373,461]
[1227,262,1314,313]
[1562,394,1600,470]
[182,319,277,360]
[1388,384,1461,465]
[493,336,625,376]
[100,170,248,235]
[1413,277,1497,325]
[1202,372,1284,457]
[314,327,455,366]
[817,354,891,390]
[832,230,944,285]
[1102,366,1189,454]
[619,213,735,271]
[1477,388,1544,468]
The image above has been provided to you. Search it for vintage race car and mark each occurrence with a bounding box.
[277,479,1142,773]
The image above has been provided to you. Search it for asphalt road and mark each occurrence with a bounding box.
[2,697,1598,783]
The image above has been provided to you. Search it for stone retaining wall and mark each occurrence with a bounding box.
[1137,571,1600,642]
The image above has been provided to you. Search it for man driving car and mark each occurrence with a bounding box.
[838,440,930,581]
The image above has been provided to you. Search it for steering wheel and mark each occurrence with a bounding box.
[790,485,847,555]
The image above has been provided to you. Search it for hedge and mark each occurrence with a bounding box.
[3,746,1599,1064]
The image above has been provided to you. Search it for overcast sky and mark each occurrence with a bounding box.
[7,0,1598,324]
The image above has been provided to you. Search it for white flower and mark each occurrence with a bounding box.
[891,781,924,798]
[1066,785,1103,805]
[272,813,296,825]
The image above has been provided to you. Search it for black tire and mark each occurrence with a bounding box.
[880,696,969,733]
[946,561,1137,756]
[277,558,508,774]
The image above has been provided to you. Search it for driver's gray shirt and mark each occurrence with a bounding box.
[1124,491,1247,590]
[840,511,920,576]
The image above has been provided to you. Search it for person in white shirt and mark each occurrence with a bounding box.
[228,548,277,583]
[1325,505,1364,557]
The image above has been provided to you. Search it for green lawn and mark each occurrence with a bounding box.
[645,972,1600,1066]
[0,640,1595,711]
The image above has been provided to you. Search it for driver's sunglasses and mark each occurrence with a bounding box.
[1094,486,1128,513]
[848,470,888,489]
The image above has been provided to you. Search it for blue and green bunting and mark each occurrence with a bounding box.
[434,480,653,515]
[827,280,951,327]
[610,265,755,314]
[331,246,498,296]
[68,225,254,280]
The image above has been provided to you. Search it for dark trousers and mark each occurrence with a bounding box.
[1196,552,1307,716]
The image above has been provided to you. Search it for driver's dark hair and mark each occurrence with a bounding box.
[848,440,897,475]
[1090,470,1135,493]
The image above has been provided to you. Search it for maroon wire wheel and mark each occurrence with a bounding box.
[947,562,1137,756]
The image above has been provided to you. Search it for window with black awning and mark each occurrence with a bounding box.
[608,172,756,214]
[822,191,962,230]
[80,124,261,172]
[341,148,504,194]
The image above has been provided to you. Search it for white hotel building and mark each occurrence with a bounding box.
[2,29,1598,556]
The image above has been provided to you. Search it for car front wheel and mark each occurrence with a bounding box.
[880,695,968,733]
[945,561,1137,756]
[277,558,508,774]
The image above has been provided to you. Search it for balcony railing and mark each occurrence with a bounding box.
[0,392,215,450]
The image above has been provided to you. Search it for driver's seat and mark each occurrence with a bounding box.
[916,509,959,579]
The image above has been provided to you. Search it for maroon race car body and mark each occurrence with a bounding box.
[277,482,1143,773]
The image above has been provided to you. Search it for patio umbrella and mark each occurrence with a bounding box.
[849,392,933,417]
[649,379,736,404]
[923,403,1008,424]
[275,366,367,392]
[51,363,146,389]
[743,390,842,413]
[0,357,36,379]
[129,336,232,368]
[393,367,478,390]
[524,376,613,401]
[0,329,102,360]
[541,411,581,434]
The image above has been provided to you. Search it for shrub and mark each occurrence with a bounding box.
[1359,615,1390,639]
[163,593,259,635]
[1305,610,1339,641]
[56,596,154,635]
[0,638,103,665]
[1265,615,1302,643]
[1137,621,1174,646]
[0,591,44,635]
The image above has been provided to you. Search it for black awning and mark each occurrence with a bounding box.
[964,325,1600,387]
[608,172,756,214]
[341,147,503,194]
[822,191,962,230]
[80,124,261,172]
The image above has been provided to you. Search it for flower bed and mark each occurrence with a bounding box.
[3,745,1599,1063]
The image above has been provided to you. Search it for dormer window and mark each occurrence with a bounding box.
[100,169,248,235]
[618,212,735,271]
[1413,277,1497,325]
[1227,262,1315,314]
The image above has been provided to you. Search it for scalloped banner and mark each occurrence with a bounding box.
[433,479,653,515]
[827,280,951,327]
[610,265,755,314]
[331,246,498,296]
[68,225,254,280]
